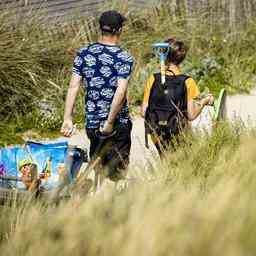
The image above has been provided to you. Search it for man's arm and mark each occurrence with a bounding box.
[61,73,82,137]
[101,79,128,134]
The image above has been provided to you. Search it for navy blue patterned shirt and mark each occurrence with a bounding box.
[72,42,134,129]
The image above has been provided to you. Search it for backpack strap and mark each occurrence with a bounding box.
[153,72,190,86]
[172,74,190,84]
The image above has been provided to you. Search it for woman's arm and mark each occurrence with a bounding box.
[187,95,214,121]
[185,77,214,121]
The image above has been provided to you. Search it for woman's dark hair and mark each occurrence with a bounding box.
[165,38,187,65]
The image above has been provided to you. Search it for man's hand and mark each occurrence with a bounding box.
[61,119,74,137]
[100,121,114,135]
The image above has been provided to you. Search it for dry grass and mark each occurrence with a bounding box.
[1,3,256,252]
[0,124,256,255]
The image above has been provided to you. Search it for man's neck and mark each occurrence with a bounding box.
[98,35,119,46]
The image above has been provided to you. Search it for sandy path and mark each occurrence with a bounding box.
[225,89,256,126]
[67,91,256,169]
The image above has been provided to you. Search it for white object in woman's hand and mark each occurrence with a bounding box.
[206,94,215,106]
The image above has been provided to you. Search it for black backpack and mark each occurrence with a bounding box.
[145,72,189,145]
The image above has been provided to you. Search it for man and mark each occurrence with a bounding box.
[61,10,134,181]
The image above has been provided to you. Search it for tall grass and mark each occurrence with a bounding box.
[0,2,256,253]
[0,124,256,255]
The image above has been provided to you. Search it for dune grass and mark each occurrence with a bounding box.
[0,2,256,254]
[0,123,256,255]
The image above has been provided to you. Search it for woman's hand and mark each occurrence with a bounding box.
[187,93,214,121]
[202,94,214,106]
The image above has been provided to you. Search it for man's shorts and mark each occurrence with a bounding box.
[86,120,132,181]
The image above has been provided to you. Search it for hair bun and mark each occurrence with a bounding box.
[164,37,177,45]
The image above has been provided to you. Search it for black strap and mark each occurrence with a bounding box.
[168,97,189,120]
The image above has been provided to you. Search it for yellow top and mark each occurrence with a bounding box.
[143,65,200,105]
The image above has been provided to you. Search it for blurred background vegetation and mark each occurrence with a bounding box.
[0,0,256,145]
[1,123,256,255]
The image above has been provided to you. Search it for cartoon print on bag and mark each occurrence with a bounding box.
[0,164,6,176]
[98,53,114,65]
